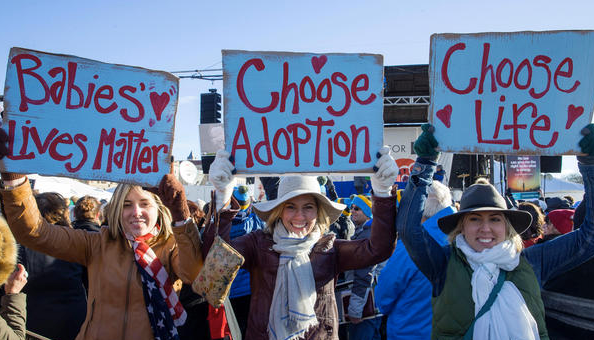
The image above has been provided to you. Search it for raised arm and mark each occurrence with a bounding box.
[156,174,204,283]
[1,178,95,266]
[396,124,450,288]
[337,147,399,271]
[525,124,594,285]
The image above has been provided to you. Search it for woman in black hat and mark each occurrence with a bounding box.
[397,123,594,340]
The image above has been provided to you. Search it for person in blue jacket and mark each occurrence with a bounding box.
[229,185,266,335]
[375,180,455,340]
[346,194,382,340]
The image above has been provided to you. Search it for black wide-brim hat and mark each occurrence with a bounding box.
[438,183,532,235]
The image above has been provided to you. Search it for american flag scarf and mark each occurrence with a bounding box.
[128,229,187,339]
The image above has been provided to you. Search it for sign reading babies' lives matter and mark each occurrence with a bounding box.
[223,50,384,174]
[429,31,594,155]
[2,47,179,186]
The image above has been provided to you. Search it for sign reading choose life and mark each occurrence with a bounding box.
[2,47,178,186]
[429,31,594,155]
[223,50,384,174]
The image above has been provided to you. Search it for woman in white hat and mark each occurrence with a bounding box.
[203,147,399,340]
[397,123,594,340]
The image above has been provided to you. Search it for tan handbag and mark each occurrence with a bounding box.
[192,193,245,308]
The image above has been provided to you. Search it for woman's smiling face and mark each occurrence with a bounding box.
[461,211,507,252]
[121,187,158,238]
[281,194,318,237]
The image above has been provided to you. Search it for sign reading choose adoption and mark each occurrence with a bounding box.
[223,50,384,174]
[2,47,178,186]
[429,31,594,155]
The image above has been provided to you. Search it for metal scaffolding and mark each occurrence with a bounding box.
[383,95,430,106]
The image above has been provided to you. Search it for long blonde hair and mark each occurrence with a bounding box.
[448,212,524,252]
[265,195,331,235]
[106,184,173,240]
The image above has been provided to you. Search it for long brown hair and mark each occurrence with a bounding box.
[35,192,71,227]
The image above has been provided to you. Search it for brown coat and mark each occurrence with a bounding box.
[202,195,397,340]
[1,180,203,340]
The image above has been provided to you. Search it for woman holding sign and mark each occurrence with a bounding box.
[200,147,399,340]
[0,129,203,340]
[397,123,594,340]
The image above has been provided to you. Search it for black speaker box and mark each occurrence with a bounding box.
[540,156,562,173]
[201,155,215,174]
[449,154,472,189]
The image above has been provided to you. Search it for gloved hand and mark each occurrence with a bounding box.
[209,150,236,211]
[371,146,399,197]
[578,124,594,164]
[158,174,190,222]
[413,123,439,159]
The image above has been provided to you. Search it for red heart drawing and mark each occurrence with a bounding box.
[150,92,170,121]
[311,55,328,74]
[566,104,584,129]
[436,105,452,128]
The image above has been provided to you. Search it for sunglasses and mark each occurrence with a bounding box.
[351,206,361,211]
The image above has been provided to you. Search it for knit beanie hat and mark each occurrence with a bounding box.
[351,195,372,218]
[545,197,572,213]
[233,185,250,210]
[336,198,352,216]
[548,209,574,235]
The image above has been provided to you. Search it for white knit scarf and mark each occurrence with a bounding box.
[455,234,540,340]
[268,221,320,340]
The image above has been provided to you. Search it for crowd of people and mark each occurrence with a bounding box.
[0,122,593,340]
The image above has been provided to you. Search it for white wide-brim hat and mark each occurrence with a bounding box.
[253,176,346,224]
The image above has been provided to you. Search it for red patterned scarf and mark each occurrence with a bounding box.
[128,227,187,327]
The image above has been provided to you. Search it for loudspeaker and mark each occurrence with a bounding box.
[448,154,491,189]
[201,155,215,174]
[449,154,471,190]
[540,156,562,173]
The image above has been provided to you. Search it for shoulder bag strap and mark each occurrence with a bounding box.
[207,189,220,236]
[463,270,507,340]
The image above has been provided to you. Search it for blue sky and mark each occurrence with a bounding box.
[2,0,593,174]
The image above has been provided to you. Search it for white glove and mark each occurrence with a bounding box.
[209,150,236,211]
[370,146,399,197]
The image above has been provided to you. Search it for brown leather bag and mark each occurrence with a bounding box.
[192,193,245,308]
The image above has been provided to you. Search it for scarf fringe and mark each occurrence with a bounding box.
[270,318,319,340]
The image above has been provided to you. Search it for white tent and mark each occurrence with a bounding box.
[540,175,584,201]
[28,174,113,201]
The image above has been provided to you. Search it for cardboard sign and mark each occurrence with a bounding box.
[2,47,178,186]
[223,50,384,174]
[429,31,594,155]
